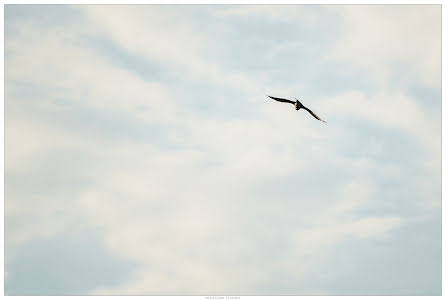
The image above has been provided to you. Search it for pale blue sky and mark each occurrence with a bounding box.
[5,4,441,296]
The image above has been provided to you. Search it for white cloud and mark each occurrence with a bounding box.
[327,5,441,88]
[0,74,396,294]
[5,21,180,128]
[214,5,301,21]
[320,90,440,178]
[70,125,404,294]
[78,5,260,96]
[5,5,440,295]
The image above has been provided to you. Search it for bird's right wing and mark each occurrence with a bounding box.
[303,107,326,123]
[267,95,296,104]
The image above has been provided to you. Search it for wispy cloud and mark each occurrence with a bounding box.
[5,4,441,296]
[327,5,441,88]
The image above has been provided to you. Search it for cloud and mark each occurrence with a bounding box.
[327,5,441,88]
[5,21,179,127]
[5,4,440,296]
[320,90,440,182]
[66,115,407,294]
[78,5,261,96]
[214,5,302,21]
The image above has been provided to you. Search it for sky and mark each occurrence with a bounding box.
[4,4,442,296]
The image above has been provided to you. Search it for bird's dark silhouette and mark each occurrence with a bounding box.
[267,95,326,123]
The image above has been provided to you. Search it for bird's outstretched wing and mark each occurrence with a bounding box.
[267,95,296,104]
[303,107,326,123]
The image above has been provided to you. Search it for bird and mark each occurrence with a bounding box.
[267,95,326,123]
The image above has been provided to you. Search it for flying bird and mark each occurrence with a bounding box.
[267,95,326,123]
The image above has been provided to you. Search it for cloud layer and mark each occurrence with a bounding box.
[5,4,441,295]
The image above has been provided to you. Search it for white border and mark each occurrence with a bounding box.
[0,0,445,5]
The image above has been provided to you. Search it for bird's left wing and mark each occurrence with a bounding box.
[267,95,296,104]
[303,107,326,123]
